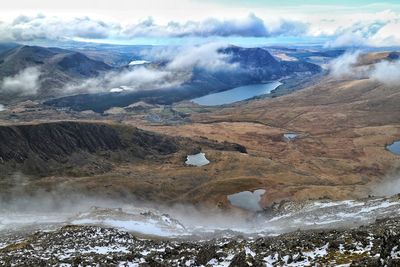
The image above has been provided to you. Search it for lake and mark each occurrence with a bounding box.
[191,81,281,106]
[387,141,400,155]
[185,153,210,166]
[227,189,266,212]
[283,133,298,141]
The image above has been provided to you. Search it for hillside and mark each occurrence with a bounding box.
[0,120,248,204]
[138,52,400,205]
[0,45,111,101]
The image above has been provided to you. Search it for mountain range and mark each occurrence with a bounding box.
[0,43,321,111]
[46,45,322,112]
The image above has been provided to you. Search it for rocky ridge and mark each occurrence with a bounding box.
[0,216,399,266]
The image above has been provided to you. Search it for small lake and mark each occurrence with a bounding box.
[191,81,281,106]
[128,60,150,66]
[387,141,400,155]
[227,189,266,212]
[283,133,298,141]
[185,153,210,166]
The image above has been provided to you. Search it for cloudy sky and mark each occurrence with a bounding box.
[0,0,399,47]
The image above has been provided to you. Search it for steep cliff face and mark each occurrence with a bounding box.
[0,122,181,176]
[0,122,124,163]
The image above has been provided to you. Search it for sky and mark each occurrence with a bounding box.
[0,0,399,47]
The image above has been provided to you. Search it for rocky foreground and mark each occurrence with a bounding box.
[0,216,399,267]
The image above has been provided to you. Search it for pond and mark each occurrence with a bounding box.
[191,81,281,106]
[283,133,298,141]
[227,189,266,212]
[128,60,150,66]
[185,153,210,166]
[387,141,400,155]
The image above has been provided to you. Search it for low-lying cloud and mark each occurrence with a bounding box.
[371,174,400,197]
[0,43,236,97]
[66,42,235,94]
[0,172,257,235]
[65,67,190,93]
[329,51,400,86]
[370,60,400,86]
[166,42,237,71]
[0,67,41,95]
[329,51,362,78]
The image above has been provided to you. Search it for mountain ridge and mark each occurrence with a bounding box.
[44,45,322,112]
[0,45,111,101]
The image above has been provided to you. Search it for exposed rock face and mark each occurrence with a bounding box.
[0,122,123,163]
[130,129,179,155]
[0,121,180,176]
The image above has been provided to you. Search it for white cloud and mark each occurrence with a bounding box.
[0,2,399,47]
[325,32,371,48]
[122,14,308,38]
[372,175,400,196]
[370,59,400,86]
[105,67,188,91]
[64,67,191,94]
[65,42,235,94]
[0,67,41,95]
[329,50,400,86]
[5,14,119,41]
[0,10,399,48]
[329,51,362,78]
[367,21,400,46]
[166,42,237,71]
[0,13,307,42]
[324,11,400,48]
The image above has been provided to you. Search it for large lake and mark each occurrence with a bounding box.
[191,81,282,106]
[387,141,400,155]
